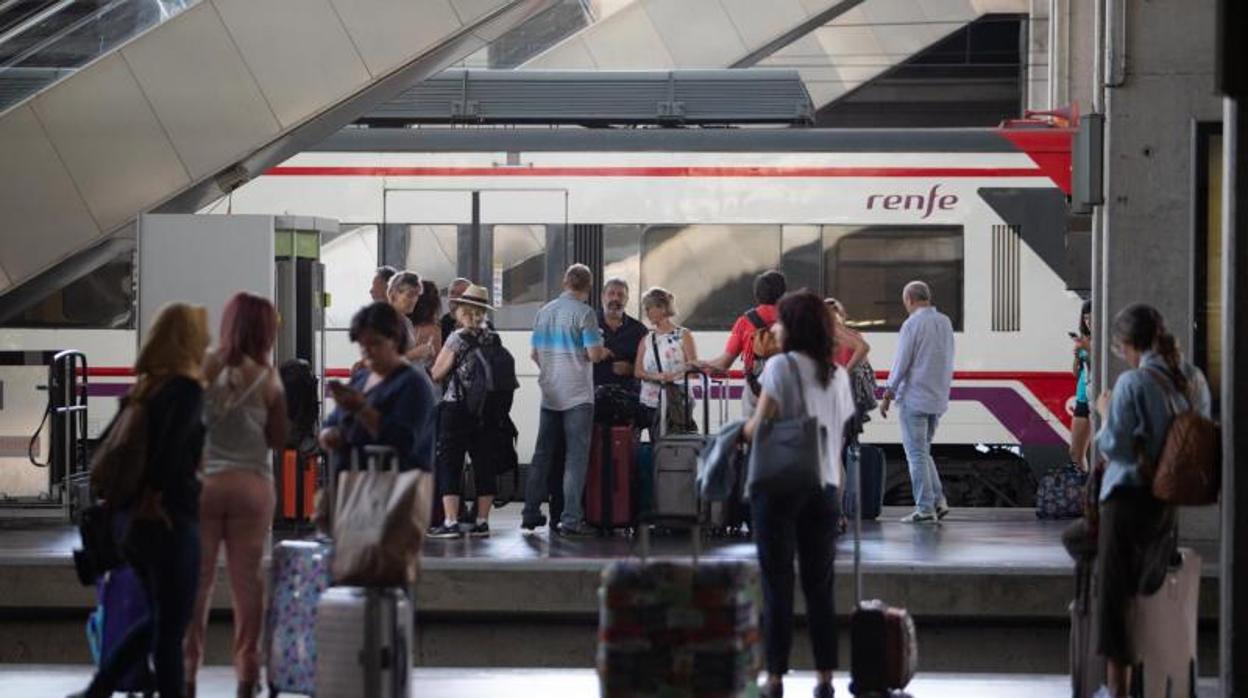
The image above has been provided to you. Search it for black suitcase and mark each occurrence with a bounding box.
[843,444,885,521]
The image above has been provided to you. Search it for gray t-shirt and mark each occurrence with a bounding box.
[531,292,604,411]
[760,352,856,488]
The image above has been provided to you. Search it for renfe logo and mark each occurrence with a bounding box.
[866,184,958,219]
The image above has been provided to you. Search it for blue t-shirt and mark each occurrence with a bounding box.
[324,363,436,473]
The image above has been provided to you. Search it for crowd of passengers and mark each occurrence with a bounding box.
[72,260,1206,698]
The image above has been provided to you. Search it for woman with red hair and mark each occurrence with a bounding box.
[184,292,287,698]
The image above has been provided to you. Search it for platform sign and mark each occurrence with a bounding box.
[137,214,276,345]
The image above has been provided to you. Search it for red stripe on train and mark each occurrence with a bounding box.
[265,165,1047,179]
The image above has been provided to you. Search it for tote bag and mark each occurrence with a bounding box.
[330,446,432,587]
[747,354,825,498]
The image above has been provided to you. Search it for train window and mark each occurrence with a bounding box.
[641,225,782,331]
[781,225,822,293]
[381,224,459,292]
[603,225,643,315]
[492,224,547,329]
[822,226,964,332]
[323,224,378,329]
[1,248,135,329]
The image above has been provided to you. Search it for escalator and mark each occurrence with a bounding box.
[0,0,554,296]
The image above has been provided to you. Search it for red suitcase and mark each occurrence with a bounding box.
[585,424,637,531]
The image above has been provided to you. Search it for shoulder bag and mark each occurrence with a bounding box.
[746,354,825,498]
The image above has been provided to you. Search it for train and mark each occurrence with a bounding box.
[0,125,1084,507]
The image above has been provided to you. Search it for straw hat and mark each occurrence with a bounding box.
[450,284,494,312]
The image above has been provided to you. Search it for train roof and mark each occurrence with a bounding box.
[312,125,1072,156]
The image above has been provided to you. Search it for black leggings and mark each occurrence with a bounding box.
[750,485,841,675]
[1096,486,1177,663]
[435,401,498,498]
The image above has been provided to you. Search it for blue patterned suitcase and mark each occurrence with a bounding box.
[265,539,331,696]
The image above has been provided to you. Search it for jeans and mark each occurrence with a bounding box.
[186,470,274,684]
[899,406,946,514]
[750,485,841,676]
[88,519,200,698]
[524,404,594,528]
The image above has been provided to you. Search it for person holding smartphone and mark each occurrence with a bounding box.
[1070,300,1093,471]
[319,302,437,476]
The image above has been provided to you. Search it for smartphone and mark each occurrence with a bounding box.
[1067,332,1079,340]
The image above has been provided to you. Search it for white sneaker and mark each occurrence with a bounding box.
[900,511,938,524]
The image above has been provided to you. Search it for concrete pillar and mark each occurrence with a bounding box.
[1026,0,1051,111]
[1098,0,1222,542]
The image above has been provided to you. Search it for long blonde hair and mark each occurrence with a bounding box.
[133,303,210,400]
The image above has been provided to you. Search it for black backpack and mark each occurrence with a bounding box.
[279,359,319,453]
[452,331,518,418]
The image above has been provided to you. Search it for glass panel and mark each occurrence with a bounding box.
[383,224,458,292]
[822,225,964,331]
[3,247,135,328]
[641,225,781,331]
[322,224,377,329]
[492,224,547,329]
[1203,134,1223,403]
[0,1,199,111]
[603,224,642,315]
[781,225,822,295]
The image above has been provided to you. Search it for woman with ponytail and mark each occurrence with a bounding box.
[1091,303,1211,697]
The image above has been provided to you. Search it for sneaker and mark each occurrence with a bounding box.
[521,514,547,532]
[761,681,783,698]
[900,511,938,524]
[812,683,834,698]
[555,521,595,538]
[428,522,461,539]
[937,503,951,520]
[468,521,490,538]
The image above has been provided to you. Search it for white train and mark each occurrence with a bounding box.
[0,126,1084,506]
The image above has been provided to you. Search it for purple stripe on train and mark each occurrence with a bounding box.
[87,382,1065,445]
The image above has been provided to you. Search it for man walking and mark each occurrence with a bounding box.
[880,280,955,523]
[523,264,609,536]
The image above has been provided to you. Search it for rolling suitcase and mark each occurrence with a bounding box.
[1127,548,1200,698]
[90,566,155,696]
[652,370,711,526]
[265,539,331,697]
[585,424,638,531]
[597,521,762,697]
[849,444,917,696]
[843,443,885,522]
[315,586,413,698]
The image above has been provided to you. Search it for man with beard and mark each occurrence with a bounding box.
[595,278,647,394]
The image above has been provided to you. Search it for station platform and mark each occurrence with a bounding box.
[2,665,1156,697]
[0,506,1220,673]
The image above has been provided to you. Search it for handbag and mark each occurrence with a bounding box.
[1035,462,1087,520]
[850,358,879,416]
[330,446,433,587]
[651,331,696,434]
[746,354,825,498]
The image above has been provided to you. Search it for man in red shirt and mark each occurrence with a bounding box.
[698,270,787,417]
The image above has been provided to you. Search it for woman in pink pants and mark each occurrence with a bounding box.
[185,293,287,698]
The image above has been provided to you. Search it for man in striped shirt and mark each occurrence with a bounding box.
[522,264,609,536]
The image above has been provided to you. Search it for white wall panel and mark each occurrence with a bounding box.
[32,53,190,232]
[581,2,675,68]
[523,35,597,69]
[331,0,463,75]
[0,105,100,284]
[212,0,371,128]
[721,0,809,48]
[138,214,275,343]
[644,0,747,67]
[122,2,281,180]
